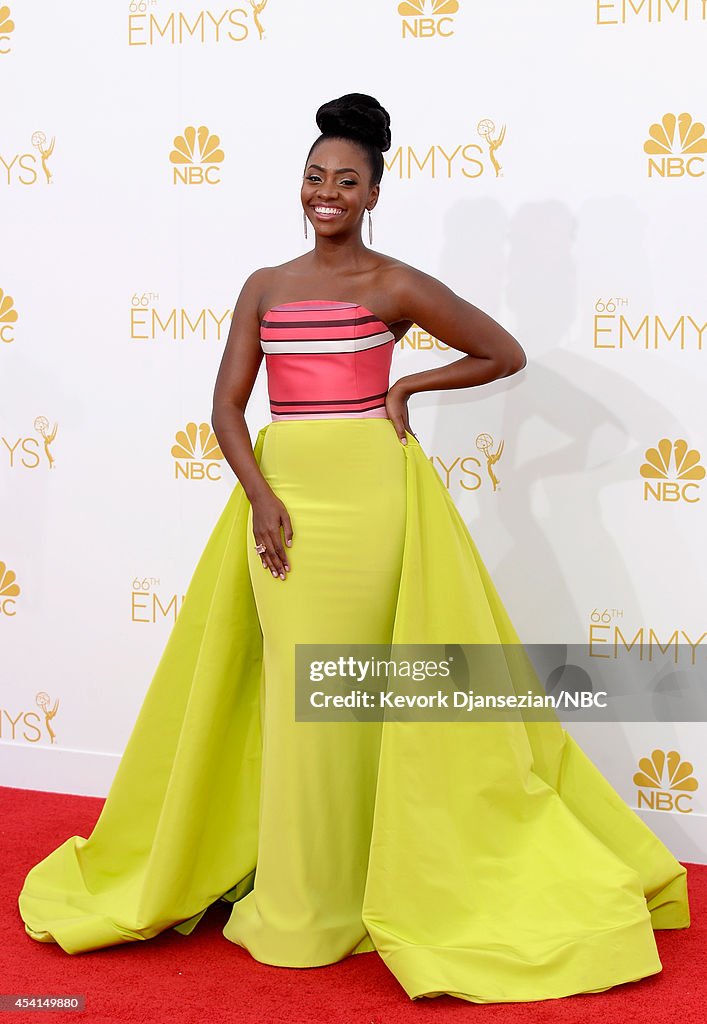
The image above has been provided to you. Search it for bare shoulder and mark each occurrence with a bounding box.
[245,254,316,313]
[373,255,448,319]
[237,261,296,315]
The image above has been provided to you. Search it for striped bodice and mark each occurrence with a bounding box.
[259,300,396,421]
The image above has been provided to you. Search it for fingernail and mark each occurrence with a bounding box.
[401,437,408,445]
[279,573,285,580]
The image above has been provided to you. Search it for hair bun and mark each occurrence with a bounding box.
[315,93,392,153]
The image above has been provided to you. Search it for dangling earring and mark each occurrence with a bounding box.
[367,209,373,245]
[303,210,308,239]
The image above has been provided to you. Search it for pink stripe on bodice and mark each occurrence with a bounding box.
[259,300,396,421]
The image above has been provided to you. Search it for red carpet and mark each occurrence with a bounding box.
[2,785,703,1024]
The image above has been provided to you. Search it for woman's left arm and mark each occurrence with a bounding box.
[386,265,526,442]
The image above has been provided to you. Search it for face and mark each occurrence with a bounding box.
[301,138,379,240]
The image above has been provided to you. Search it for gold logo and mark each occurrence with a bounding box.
[634,749,698,814]
[399,324,450,351]
[172,421,224,481]
[385,117,507,180]
[477,118,505,178]
[34,415,58,468]
[0,560,20,616]
[31,130,55,184]
[598,1,707,25]
[476,432,504,491]
[36,691,59,744]
[398,0,459,38]
[170,126,224,185]
[0,287,18,343]
[645,113,707,178]
[130,292,233,342]
[0,5,14,54]
[640,438,704,502]
[249,0,269,40]
[1,131,55,186]
[592,297,707,351]
[128,4,270,46]
[132,576,184,625]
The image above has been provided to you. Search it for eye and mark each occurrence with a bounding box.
[305,174,322,183]
[340,178,357,186]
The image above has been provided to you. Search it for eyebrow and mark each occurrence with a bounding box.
[308,164,361,175]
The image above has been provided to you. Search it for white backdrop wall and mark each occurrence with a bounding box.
[1,1,705,863]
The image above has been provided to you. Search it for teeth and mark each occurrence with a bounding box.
[314,206,343,215]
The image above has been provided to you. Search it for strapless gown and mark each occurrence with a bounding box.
[17,300,690,1004]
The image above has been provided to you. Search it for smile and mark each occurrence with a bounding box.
[313,206,344,216]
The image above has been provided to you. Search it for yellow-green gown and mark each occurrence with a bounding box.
[18,418,690,1004]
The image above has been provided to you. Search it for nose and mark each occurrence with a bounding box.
[316,180,339,200]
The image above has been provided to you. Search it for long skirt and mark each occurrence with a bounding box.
[18,418,690,1004]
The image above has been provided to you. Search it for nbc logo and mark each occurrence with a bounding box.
[171,421,224,480]
[0,288,18,343]
[644,112,707,178]
[0,561,20,616]
[0,4,13,54]
[640,438,704,503]
[398,0,459,38]
[634,749,698,814]
[170,126,224,185]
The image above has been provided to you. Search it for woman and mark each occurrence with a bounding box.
[18,94,689,1005]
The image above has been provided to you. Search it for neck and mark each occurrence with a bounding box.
[311,231,370,271]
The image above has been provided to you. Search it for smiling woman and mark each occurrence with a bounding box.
[18,92,690,1006]
[301,93,390,242]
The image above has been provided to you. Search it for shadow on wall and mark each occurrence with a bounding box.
[432,196,688,638]
[429,198,701,848]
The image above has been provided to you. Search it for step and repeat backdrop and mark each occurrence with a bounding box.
[1,2,705,861]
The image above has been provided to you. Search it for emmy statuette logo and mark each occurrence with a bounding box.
[477,119,505,178]
[476,433,504,491]
[0,692,60,744]
[1,416,58,469]
[1,131,55,186]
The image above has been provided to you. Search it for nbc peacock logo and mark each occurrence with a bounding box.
[645,112,707,178]
[0,287,18,343]
[398,0,459,39]
[170,126,224,185]
[0,5,14,54]
[0,561,20,616]
[640,438,704,503]
[634,749,698,814]
[171,421,224,481]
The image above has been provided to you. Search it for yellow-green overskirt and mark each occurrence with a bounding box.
[17,419,689,1004]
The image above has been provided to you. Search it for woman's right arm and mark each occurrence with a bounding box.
[211,269,293,581]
